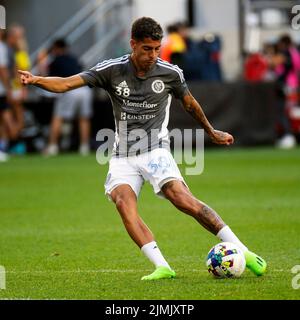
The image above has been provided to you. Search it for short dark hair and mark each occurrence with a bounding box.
[167,24,178,34]
[279,34,292,47]
[131,17,163,41]
[52,38,68,49]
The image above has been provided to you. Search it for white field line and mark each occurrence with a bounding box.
[5,269,285,274]
[7,269,145,274]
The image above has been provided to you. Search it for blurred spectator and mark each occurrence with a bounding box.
[161,23,223,82]
[277,35,300,93]
[268,35,300,148]
[0,29,18,162]
[160,22,187,68]
[244,52,268,82]
[261,43,278,81]
[36,48,50,76]
[6,24,31,154]
[244,35,300,149]
[43,39,93,156]
[198,33,223,81]
[172,22,204,81]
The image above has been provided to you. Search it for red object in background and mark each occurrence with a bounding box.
[286,90,300,133]
[211,52,220,62]
[244,53,268,82]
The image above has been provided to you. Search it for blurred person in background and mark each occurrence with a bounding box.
[198,33,223,82]
[244,49,268,82]
[43,39,93,156]
[160,22,187,68]
[160,22,206,81]
[0,29,18,162]
[6,24,31,154]
[36,48,50,76]
[266,35,300,149]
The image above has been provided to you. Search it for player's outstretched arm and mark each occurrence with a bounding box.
[18,70,86,93]
[182,91,234,146]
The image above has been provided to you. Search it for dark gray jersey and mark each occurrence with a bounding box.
[80,54,189,157]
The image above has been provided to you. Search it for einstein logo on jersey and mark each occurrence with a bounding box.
[116,81,130,97]
[151,80,165,94]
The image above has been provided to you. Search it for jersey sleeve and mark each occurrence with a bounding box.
[0,44,8,67]
[170,68,189,99]
[79,61,111,89]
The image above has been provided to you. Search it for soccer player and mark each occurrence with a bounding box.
[18,17,266,280]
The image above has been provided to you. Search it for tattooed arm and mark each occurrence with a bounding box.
[18,70,85,93]
[182,91,234,145]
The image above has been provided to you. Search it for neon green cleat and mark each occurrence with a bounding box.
[244,251,267,276]
[141,266,176,281]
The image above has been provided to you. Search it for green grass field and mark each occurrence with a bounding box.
[0,147,299,300]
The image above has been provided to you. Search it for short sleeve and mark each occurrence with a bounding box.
[0,44,8,67]
[170,68,189,99]
[79,61,111,89]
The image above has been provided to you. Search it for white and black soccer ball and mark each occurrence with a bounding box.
[206,242,246,278]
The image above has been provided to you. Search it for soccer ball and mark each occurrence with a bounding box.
[206,242,246,278]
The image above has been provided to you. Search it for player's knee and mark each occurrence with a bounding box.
[114,195,136,213]
[165,188,201,214]
[166,189,189,208]
[114,197,139,225]
[114,196,128,212]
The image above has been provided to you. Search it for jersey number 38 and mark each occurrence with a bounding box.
[116,86,130,97]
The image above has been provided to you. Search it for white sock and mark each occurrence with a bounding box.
[79,143,90,155]
[217,225,248,253]
[47,144,58,155]
[141,241,171,269]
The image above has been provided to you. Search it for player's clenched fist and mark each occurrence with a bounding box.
[211,130,234,146]
[18,70,36,85]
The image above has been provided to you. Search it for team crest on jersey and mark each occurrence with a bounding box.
[151,80,165,93]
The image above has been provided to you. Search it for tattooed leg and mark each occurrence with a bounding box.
[162,180,226,235]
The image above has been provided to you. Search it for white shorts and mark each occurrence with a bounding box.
[104,148,187,200]
[54,86,93,120]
